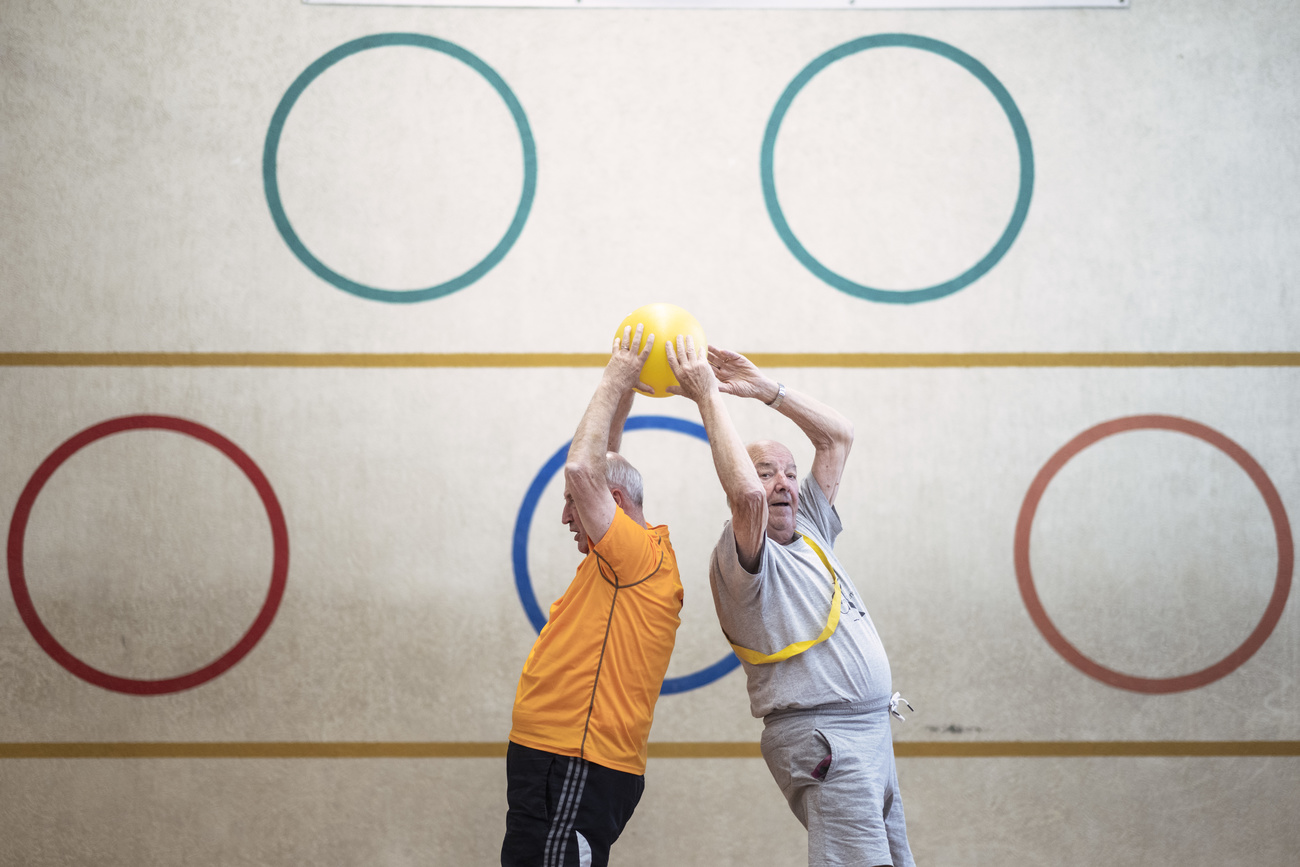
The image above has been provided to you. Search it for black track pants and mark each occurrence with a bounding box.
[501,742,645,867]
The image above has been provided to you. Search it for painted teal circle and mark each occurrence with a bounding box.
[263,33,537,303]
[761,34,1034,304]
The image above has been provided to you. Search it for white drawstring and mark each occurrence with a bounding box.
[889,691,914,721]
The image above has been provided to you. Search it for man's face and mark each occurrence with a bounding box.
[752,442,798,544]
[561,482,590,554]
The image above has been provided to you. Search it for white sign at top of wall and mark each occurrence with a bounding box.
[304,1,1129,9]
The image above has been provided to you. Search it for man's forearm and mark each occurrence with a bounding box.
[696,392,752,497]
[695,391,765,568]
[770,387,853,453]
[605,387,635,455]
[570,373,626,465]
[711,347,852,454]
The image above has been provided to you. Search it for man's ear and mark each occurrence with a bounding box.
[609,487,626,511]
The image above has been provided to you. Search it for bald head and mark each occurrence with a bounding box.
[747,440,794,469]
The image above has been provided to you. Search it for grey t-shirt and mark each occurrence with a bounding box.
[710,476,893,719]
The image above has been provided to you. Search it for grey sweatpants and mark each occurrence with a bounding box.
[761,701,915,867]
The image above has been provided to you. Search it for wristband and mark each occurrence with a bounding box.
[766,382,786,409]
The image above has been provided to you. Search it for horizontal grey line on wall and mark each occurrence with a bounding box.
[303,1,1128,9]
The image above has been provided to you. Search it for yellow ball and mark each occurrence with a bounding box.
[615,303,707,398]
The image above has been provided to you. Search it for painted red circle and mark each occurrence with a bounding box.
[1014,414,1292,694]
[6,415,290,695]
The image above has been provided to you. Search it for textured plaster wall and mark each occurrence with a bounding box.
[1,1,1297,864]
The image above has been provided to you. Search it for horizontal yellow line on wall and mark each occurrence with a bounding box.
[0,742,508,759]
[0,352,1298,369]
[2,742,1297,760]
[0,352,607,369]
[892,741,1300,758]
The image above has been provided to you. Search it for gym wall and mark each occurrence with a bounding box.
[1,1,1296,864]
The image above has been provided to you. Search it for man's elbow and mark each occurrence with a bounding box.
[563,460,601,490]
[834,418,854,452]
[732,485,767,527]
[811,417,853,455]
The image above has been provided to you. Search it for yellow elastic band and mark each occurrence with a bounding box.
[728,534,841,665]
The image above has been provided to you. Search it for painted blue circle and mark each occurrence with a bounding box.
[761,33,1034,304]
[511,415,741,695]
[263,33,537,303]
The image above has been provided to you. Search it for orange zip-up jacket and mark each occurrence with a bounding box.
[509,508,683,775]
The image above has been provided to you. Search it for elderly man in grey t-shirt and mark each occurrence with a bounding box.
[666,337,914,867]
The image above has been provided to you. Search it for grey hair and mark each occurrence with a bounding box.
[605,452,644,508]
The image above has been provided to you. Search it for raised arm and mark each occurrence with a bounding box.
[665,336,768,572]
[707,347,854,506]
[605,385,636,455]
[565,325,654,547]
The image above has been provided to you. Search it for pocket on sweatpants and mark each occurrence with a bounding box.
[809,728,834,782]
